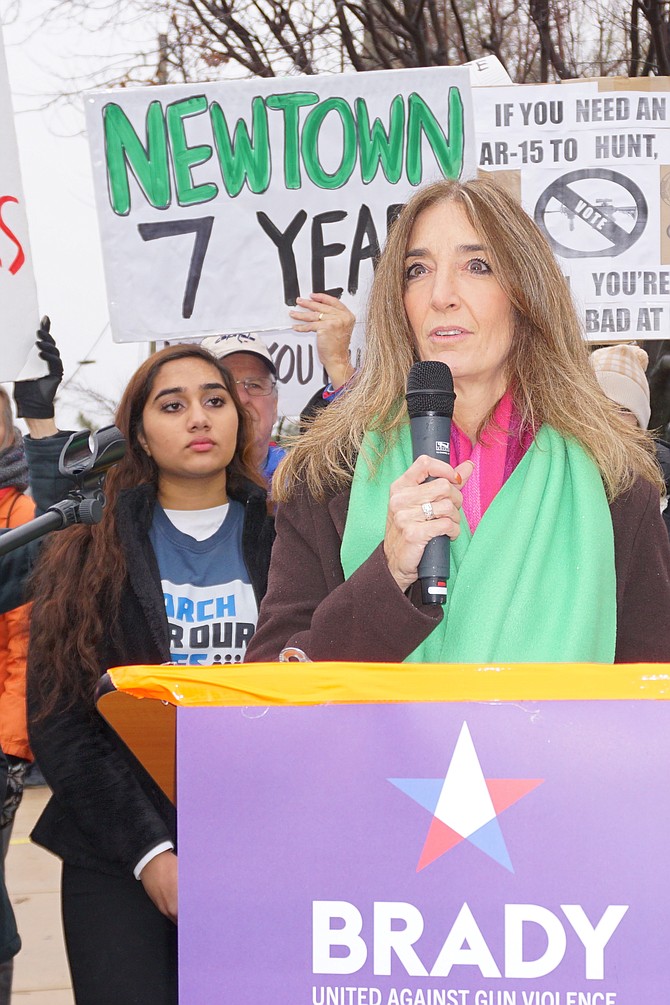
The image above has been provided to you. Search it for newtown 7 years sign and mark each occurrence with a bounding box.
[85,67,475,343]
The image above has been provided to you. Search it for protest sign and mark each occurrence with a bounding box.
[84,67,475,344]
[0,22,41,380]
[264,321,365,418]
[474,79,670,340]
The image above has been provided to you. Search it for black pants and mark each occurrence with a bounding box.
[0,823,14,1005]
[62,863,177,1005]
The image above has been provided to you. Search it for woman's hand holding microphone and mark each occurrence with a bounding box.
[384,456,475,594]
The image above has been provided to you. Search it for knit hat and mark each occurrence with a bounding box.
[200,332,276,377]
[590,344,651,430]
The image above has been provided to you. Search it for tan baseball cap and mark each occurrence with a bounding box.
[201,332,277,377]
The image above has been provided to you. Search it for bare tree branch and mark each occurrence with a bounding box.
[641,0,670,74]
[450,0,472,61]
[528,0,577,78]
[27,0,661,98]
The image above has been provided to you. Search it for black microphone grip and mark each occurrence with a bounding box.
[410,413,452,605]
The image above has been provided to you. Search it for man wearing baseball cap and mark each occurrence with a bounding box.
[591,342,670,537]
[200,332,285,487]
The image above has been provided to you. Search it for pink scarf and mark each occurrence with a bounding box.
[450,391,534,532]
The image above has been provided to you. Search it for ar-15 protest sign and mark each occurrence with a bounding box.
[85,67,474,345]
[0,22,41,381]
[474,79,670,341]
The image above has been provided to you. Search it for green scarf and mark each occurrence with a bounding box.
[341,424,616,663]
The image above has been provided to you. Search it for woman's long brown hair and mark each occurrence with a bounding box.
[29,345,264,716]
[275,177,661,502]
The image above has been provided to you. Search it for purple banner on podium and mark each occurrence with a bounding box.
[178,700,670,1004]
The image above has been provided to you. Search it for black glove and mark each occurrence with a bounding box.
[13,316,63,419]
[0,757,28,829]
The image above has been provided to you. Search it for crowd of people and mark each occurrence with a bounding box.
[1,176,670,1004]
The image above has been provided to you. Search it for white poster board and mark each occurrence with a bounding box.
[0,22,41,380]
[85,67,475,344]
[260,322,365,418]
[474,80,670,340]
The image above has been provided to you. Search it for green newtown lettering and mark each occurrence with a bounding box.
[103,88,465,215]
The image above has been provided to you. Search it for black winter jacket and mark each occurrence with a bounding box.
[28,478,273,876]
[0,432,74,615]
[0,751,19,963]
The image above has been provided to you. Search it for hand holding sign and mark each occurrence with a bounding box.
[290,292,356,390]
[14,317,63,419]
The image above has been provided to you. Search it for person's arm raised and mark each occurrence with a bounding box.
[13,317,63,438]
[289,293,356,391]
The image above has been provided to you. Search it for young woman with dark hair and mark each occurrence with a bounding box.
[27,344,274,1005]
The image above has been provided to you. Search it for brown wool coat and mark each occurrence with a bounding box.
[246,475,670,665]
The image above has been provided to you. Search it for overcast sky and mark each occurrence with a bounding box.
[1,1,162,428]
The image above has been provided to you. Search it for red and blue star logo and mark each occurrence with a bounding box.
[389,722,543,873]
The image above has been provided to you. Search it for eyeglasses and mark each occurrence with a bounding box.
[233,377,277,397]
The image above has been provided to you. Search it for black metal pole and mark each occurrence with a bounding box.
[0,496,103,558]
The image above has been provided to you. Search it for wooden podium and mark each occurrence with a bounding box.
[96,673,176,803]
[96,661,670,1003]
[95,658,670,811]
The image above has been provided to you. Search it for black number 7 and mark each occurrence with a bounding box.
[138,217,214,319]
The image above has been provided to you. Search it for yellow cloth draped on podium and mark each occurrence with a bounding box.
[107,660,670,706]
[96,662,670,804]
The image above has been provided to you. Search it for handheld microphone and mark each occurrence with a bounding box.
[406,360,456,605]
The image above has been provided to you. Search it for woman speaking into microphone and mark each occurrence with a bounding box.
[247,177,670,664]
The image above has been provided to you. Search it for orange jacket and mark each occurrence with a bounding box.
[0,490,35,760]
